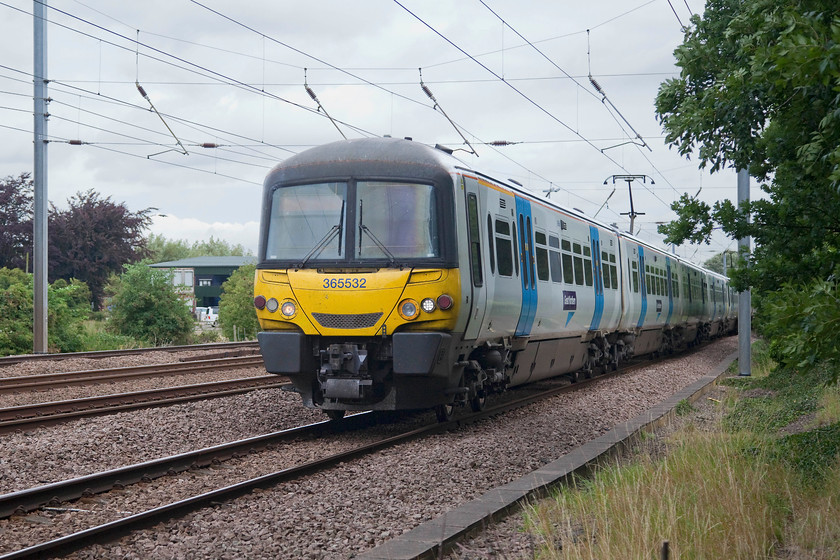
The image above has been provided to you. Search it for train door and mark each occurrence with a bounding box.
[636,245,648,328]
[462,176,488,341]
[665,257,674,325]
[514,197,537,336]
[588,226,604,331]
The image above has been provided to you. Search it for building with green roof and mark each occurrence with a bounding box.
[150,256,256,311]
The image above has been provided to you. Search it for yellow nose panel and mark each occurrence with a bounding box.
[290,269,410,336]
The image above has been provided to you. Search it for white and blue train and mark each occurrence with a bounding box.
[254,137,737,421]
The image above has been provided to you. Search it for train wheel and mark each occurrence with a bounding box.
[568,369,580,384]
[325,409,345,422]
[435,403,454,422]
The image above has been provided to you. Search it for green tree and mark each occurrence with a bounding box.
[108,263,194,346]
[0,180,152,307]
[146,234,192,262]
[0,268,34,355]
[0,173,33,271]
[190,236,251,257]
[0,268,93,355]
[703,250,740,275]
[48,278,92,353]
[655,0,840,294]
[146,234,253,263]
[218,264,259,341]
[758,268,840,383]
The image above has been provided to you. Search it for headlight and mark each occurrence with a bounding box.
[280,300,296,317]
[421,298,436,313]
[398,299,419,320]
[254,295,266,310]
[265,298,280,313]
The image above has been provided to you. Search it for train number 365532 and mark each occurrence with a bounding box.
[323,278,366,289]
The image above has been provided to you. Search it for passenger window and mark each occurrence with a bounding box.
[512,223,519,277]
[526,218,535,288]
[572,243,584,286]
[487,215,495,275]
[467,193,483,287]
[631,260,639,293]
[583,245,593,287]
[535,231,549,281]
[549,235,562,283]
[561,239,572,284]
[494,219,513,277]
[601,251,610,289]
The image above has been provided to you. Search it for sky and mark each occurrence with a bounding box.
[0,0,754,263]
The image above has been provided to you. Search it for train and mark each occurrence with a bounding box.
[253,137,737,421]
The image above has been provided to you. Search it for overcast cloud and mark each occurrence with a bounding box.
[1,0,746,262]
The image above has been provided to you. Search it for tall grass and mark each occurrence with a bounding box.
[525,431,788,559]
[521,341,840,559]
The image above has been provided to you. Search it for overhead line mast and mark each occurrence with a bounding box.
[33,0,49,353]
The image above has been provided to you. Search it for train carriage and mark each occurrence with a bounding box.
[254,137,735,421]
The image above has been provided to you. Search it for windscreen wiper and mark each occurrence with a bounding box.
[358,199,396,265]
[298,200,345,267]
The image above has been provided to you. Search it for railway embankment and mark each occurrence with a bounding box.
[441,339,840,559]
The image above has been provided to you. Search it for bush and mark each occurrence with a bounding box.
[218,264,259,341]
[757,270,840,384]
[0,267,94,355]
[108,263,194,346]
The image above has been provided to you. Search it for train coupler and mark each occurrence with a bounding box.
[319,343,372,400]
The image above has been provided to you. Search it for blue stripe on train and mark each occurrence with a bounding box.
[589,226,604,331]
[637,246,647,328]
[514,197,537,337]
[666,256,674,325]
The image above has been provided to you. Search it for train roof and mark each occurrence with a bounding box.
[266,137,728,282]
[264,137,455,187]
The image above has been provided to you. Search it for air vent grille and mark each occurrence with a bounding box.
[312,312,383,329]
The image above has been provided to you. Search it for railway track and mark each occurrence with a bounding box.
[0,364,626,559]
[0,341,259,367]
[0,376,288,434]
[0,355,264,394]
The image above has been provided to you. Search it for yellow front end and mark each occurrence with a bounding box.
[254,268,460,336]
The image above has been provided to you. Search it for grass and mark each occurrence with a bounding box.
[78,319,141,351]
[77,317,224,351]
[525,432,788,559]
[520,340,840,559]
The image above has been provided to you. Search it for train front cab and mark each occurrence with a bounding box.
[254,139,471,417]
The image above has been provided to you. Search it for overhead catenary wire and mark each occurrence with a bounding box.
[24,0,643,204]
[468,2,682,207]
[49,79,299,158]
[3,1,379,139]
[33,71,680,89]
[478,0,652,154]
[180,0,599,201]
[187,0,625,201]
[46,112,274,170]
[424,0,658,70]
[393,0,632,175]
[6,2,685,232]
